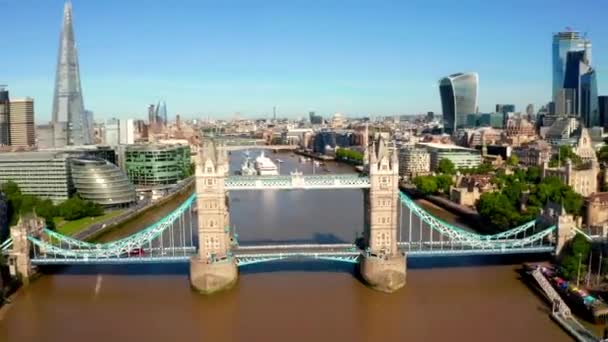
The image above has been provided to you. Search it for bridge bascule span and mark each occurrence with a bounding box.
[2,136,573,294]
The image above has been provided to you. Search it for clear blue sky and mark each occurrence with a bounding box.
[3,0,608,122]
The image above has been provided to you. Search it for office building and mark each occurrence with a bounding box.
[398,146,430,180]
[0,152,73,202]
[0,87,9,146]
[8,98,35,147]
[581,69,599,127]
[119,119,134,145]
[148,104,156,125]
[496,104,515,115]
[553,31,591,103]
[51,1,92,147]
[417,142,482,170]
[104,118,119,146]
[439,72,478,134]
[155,101,167,127]
[525,104,535,120]
[309,111,323,125]
[427,112,434,121]
[70,157,136,208]
[124,144,191,187]
[0,192,7,239]
[600,96,608,128]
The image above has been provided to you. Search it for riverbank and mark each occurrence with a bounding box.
[294,149,334,161]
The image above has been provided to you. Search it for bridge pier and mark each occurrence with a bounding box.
[190,257,238,294]
[360,254,406,293]
[360,137,406,293]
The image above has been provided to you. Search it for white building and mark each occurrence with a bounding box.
[398,146,430,180]
[104,119,119,146]
[119,119,134,145]
[417,142,482,171]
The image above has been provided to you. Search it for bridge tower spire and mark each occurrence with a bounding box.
[190,137,238,294]
[360,136,406,293]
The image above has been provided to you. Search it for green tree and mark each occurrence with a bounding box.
[559,234,591,280]
[526,166,541,183]
[506,155,519,166]
[437,158,456,175]
[413,176,438,195]
[476,192,520,231]
[598,145,608,164]
[435,174,453,193]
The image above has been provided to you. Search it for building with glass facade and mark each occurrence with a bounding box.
[553,31,591,103]
[70,157,136,207]
[416,142,482,171]
[124,144,191,187]
[0,152,73,202]
[439,72,478,134]
[51,2,92,147]
[0,87,9,146]
[600,96,608,128]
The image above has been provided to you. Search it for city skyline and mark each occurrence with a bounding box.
[3,0,608,121]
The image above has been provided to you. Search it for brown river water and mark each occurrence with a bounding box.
[0,151,571,341]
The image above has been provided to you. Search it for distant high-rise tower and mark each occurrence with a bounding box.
[9,98,35,147]
[439,72,478,134]
[148,104,156,125]
[552,30,591,104]
[155,100,167,127]
[51,1,91,147]
[0,86,10,146]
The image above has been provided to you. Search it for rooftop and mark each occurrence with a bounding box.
[416,142,477,152]
[0,151,68,162]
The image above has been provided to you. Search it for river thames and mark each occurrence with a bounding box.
[0,151,570,341]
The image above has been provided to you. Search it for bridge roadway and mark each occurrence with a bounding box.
[224,174,371,190]
[224,145,298,151]
[29,240,554,265]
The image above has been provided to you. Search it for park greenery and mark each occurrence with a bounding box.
[476,168,582,231]
[335,148,364,164]
[411,157,583,232]
[1,181,104,231]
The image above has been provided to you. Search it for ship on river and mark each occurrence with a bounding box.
[239,156,257,176]
[254,151,279,175]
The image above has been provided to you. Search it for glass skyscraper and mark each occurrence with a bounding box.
[552,31,591,103]
[51,1,92,146]
[439,72,478,134]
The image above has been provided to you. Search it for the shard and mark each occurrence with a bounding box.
[51,1,91,146]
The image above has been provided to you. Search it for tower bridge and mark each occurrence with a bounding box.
[2,137,572,294]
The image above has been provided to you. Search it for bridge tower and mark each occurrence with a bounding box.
[189,138,238,294]
[8,214,45,284]
[360,137,406,293]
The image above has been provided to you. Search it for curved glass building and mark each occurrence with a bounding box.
[70,157,136,207]
[439,72,478,134]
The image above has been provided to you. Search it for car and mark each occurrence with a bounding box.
[129,248,145,256]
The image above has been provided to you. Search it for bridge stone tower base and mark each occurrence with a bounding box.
[359,137,406,293]
[8,214,45,284]
[189,137,238,294]
[190,257,238,294]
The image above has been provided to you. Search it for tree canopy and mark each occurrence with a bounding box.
[336,148,364,164]
[1,181,104,230]
[476,171,583,232]
[437,158,456,175]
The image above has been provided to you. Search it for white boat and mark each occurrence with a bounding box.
[275,159,284,163]
[299,156,307,163]
[255,151,279,175]
[313,160,321,167]
[240,157,257,176]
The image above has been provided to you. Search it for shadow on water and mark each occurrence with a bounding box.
[407,253,552,269]
[239,232,349,245]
